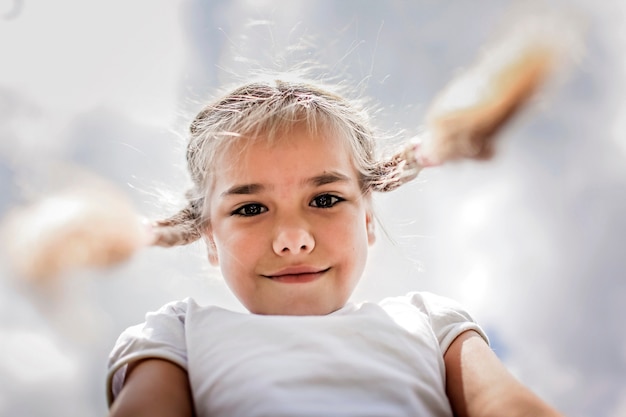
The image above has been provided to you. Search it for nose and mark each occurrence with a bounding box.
[272,224,315,256]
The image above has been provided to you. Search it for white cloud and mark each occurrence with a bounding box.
[0,0,186,157]
[0,329,78,384]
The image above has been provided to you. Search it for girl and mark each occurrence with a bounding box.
[105,78,565,417]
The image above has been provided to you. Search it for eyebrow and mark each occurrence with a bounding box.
[307,171,351,187]
[220,171,352,197]
[221,183,264,197]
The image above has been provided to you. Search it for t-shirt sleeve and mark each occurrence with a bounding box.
[106,299,190,406]
[403,291,489,354]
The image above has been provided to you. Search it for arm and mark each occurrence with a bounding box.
[444,330,564,417]
[109,359,195,417]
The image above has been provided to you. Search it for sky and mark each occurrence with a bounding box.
[1,1,625,416]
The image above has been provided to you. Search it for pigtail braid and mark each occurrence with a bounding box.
[151,197,203,247]
[368,141,424,193]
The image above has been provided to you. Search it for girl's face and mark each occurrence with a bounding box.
[205,123,375,315]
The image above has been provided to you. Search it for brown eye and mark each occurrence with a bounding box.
[233,203,267,217]
[310,194,343,208]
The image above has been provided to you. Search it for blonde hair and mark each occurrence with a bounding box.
[153,78,421,247]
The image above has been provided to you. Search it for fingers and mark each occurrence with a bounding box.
[416,14,581,166]
[0,182,150,283]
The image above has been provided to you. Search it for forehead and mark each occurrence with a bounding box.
[218,123,355,168]
[215,123,357,179]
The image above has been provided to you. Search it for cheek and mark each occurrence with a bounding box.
[325,214,370,261]
[338,220,370,294]
[216,235,257,293]
[215,227,267,269]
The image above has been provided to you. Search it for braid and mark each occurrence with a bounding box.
[152,197,203,247]
[368,141,424,193]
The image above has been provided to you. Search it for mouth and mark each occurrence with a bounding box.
[263,267,330,284]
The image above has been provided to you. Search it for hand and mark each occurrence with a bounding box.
[0,178,153,283]
[415,16,573,167]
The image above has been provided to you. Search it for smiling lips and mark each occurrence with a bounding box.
[264,266,330,283]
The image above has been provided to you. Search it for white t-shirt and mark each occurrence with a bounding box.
[107,292,487,417]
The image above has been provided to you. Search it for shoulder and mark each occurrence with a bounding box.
[144,297,196,324]
[380,291,477,320]
[114,298,197,344]
[379,291,489,353]
[106,297,200,406]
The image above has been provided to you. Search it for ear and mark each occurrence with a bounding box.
[204,227,219,266]
[366,211,376,245]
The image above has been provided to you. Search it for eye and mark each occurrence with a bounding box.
[232,203,268,217]
[310,194,344,208]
